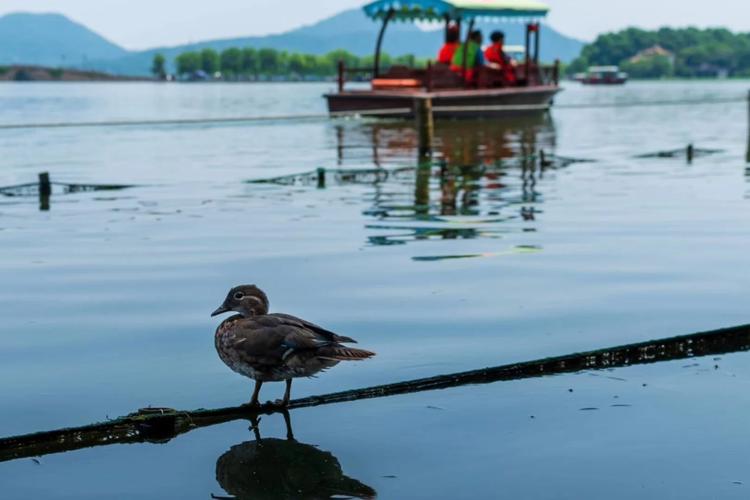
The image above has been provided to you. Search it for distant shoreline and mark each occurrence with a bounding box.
[0,65,150,82]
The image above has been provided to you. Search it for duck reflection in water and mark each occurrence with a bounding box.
[214,411,376,500]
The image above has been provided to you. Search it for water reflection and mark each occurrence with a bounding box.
[334,117,557,249]
[215,412,376,500]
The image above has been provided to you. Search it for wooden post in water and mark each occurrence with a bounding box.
[316,167,326,189]
[414,163,431,217]
[38,172,51,211]
[414,97,434,160]
[553,59,560,85]
[414,97,434,216]
[687,143,694,164]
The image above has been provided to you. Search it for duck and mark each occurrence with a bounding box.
[211,285,375,407]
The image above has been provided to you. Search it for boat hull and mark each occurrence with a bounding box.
[325,85,561,118]
[581,77,628,85]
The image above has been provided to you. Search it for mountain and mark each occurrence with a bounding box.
[0,10,584,76]
[0,13,127,67]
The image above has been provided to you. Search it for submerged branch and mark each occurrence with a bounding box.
[1,323,749,463]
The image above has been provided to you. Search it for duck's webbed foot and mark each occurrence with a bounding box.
[266,398,289,409]
[267,379,292,409]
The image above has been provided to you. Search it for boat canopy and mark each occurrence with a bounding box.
[588,66,620,73]
[363,0,549,21]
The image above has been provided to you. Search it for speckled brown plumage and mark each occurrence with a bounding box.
[211,284,375,407]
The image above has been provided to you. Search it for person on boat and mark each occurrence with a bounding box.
[484,31,517,85]
[450,30,485,84]
[437,24,460,65]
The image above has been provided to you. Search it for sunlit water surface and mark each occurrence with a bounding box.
[1,81,750,499]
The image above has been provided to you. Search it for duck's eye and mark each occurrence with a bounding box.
[233,292,244,300]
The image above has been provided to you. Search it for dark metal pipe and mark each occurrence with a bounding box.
[374,9,395,78]
[461,18,475,85]
[337,60,344,92]
[524,24,531,86]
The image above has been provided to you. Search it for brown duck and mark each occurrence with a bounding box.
[211,285,375,407]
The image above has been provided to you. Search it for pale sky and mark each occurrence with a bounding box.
[1,0,748,50]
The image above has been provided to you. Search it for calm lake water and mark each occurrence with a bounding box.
[1,81,750,499]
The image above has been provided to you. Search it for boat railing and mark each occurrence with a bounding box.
[337,62,375,92]
[337,59,560,92]
[537,60,561,86]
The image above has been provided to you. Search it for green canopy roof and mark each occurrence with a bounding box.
[363,0,549,21]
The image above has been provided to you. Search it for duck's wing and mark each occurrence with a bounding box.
[267,313,357,343]
[223,317,291,368]
[230,315,337,360]
[229,315,373,371]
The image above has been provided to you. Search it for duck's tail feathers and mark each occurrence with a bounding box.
[333,334,357,343]
[319,346,375,361]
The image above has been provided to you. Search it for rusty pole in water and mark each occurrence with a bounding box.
[38,172,51,211]
[414,97,434,160]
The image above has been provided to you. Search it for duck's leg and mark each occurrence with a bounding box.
[248,414,262,441]
[280,409,295,441]
[248,380,263,406]
[283,379,292,405]
[272,379,293,408]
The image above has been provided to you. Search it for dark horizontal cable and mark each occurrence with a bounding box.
[0,322,748,463]
[0,97,743,131]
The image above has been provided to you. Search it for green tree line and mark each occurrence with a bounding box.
[169,47,422,79]
[567,27,750,78]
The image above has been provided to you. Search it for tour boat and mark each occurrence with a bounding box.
[325,0,562,118]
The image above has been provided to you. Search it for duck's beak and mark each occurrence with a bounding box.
[211,304,229,317]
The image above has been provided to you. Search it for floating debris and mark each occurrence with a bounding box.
[412,245,542,262]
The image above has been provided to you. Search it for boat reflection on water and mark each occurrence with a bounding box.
[215,412,376,500]
[336,115,556,170]
[334,116,558,248]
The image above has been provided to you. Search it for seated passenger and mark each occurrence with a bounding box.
[437,24,460,65]
[484,30,517,85]
[450,30,484,84]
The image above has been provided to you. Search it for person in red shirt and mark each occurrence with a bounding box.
[484,31,517,85]
[437,24,460,65]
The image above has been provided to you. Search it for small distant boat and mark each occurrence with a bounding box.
[578,66,628,85]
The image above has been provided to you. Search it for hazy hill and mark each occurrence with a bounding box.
[0,10,584,76]
[0,13,127,67]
